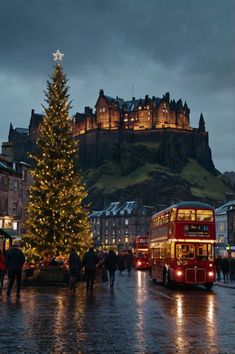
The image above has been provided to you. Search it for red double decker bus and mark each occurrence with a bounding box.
[149,201,216,290]
[133,234,149,270]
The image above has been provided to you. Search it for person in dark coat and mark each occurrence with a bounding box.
[0,249,6,290]
[215,256,222,281]
[82,247,99,292]
[117,252,126,275]
[221,257,229,283]
[125,250,134,277]
[105,249,118,287]
[6,242,25,298]
[68,248,81,292]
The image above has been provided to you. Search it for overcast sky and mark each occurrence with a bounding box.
[0,0,234,172]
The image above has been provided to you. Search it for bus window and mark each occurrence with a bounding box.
[164,212,169,224]
[177,209,196,221]
[176,244,195,259]
[196,210,213,222]
[196,244,208,260]
[170,208,177,222]
[208,244,214,261]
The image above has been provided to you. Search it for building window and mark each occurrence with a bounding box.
[13,202,17,216]
[125,237,128,243]
[22,169,27,182]
[125,218,129,225]
[125,228,129,234]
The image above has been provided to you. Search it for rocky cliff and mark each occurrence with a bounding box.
[77,129,234,209]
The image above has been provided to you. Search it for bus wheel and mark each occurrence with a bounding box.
[163,269,171,287]
[205,282,213,291]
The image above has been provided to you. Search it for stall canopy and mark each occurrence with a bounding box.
[0,228,21,240]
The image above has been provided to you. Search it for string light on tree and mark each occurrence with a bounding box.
[24,51,91,260]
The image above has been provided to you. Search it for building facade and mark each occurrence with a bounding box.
[0,158,31,251]
[90,201,154,250]
[215,200,235,256]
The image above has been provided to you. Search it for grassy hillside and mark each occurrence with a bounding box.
[84,157,233,205]
[181,159,230,200]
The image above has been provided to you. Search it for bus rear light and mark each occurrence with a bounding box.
[137,261,142,266]
[208,271,214,277]
[176,270,183,277]
[209,263,213,267]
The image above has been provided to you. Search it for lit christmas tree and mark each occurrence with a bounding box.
[24,50,91,259]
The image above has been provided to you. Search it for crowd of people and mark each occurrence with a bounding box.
[215,256,235,283]
[0,243,135,297]
[68,247,134,293]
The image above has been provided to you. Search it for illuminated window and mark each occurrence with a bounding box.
[219,223,225,232]
[125,237,128,243]
[176,244,195,259]
[177,209,196,221]
[125,218,128,225]
[170,208,177,221]
[196,210,213,222]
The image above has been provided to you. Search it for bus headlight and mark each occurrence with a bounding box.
[176,270,183,277]
[208,271,214,277]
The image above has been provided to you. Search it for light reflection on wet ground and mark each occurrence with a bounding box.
[0,271,234,353]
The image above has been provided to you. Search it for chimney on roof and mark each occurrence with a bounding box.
[84,106,92,115]
[165,92,170,102]
[152,96,155,100]
[31,109,35,116]
[132,97,135,101]
[99,89,104,96]
[145,94,149,100]
[116,96,119,99]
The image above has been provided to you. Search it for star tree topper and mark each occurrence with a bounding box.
[53,50,64,63]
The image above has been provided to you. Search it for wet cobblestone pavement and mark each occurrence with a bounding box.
[0,271,235,353]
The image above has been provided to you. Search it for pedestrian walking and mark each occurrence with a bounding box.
[82,247,99,292]
[6,242,25,298]
[68,248,81,292]
[215,256,222,281]
[0,249,6,290]
[229,257,235,281]
[105,249,118,287]
[117,252,126,275]
[125,250,134,277]
[221,257,229,283]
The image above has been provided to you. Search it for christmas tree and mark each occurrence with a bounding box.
[24,51,91,259]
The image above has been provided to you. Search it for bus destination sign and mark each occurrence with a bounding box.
[184,224,209,237]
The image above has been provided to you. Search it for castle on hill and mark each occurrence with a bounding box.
[73,89,196,135]
[2,89,207,168]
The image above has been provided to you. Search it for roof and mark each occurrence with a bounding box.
[89,201,139,218]
[215,200,235,215]
[15,128,29,135]
[171,201,213,209]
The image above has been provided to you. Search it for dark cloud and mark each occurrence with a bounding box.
[0,0,234,172]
